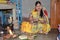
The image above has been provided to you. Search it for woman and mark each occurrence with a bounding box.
[21,1,50,34]
[29,1,51,34]
[3,26,17,39]
[8,17,13,31]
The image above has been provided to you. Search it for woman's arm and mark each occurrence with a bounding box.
[38,16,47,24]
[43,8,49,24]
[29,13,33,23]
[6,26,13,35]
[39,8,49,24]
[43,15,48,24]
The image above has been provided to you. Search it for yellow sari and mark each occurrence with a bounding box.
[21,9,51,34]
[31,9,51,33]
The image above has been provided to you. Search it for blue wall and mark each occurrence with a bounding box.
[10,0,22,26]
[22,0,50,18]
[0,11,3,24]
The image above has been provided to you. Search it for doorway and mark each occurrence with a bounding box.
[51,0,60,29]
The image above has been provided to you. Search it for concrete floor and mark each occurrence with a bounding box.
[4,29,57,40]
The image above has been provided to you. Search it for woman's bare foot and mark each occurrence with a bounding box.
[12,34,17,38]
[3,34,11,39]
[45,32,48,35]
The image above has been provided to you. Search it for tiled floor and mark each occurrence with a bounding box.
[2,29,58,40]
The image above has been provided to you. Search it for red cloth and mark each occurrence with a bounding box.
[44,10,48,16]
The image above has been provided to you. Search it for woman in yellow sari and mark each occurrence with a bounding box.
[21,1,51,34]
[29,1,51,34]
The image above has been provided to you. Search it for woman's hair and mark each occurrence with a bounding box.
[35,1,43,17]
[35,1,41,6]
[40,9,43,17]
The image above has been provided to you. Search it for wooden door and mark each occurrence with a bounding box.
[51,0,60,29]
[51,0,57,28]
[56,1,60,27]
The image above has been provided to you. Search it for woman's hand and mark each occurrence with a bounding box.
[33,18,38,21]
[39,20,46,24]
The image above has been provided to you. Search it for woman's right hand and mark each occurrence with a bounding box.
[33,18,38,21]
[39,20,46,24]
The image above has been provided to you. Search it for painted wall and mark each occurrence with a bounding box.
[22,0,50,18]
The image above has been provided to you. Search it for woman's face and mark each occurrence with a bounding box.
[35,3,42,11]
